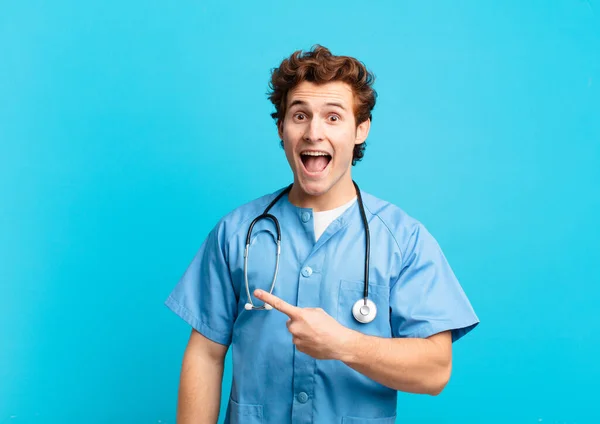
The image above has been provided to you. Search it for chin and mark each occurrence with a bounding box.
[296,178,331,197]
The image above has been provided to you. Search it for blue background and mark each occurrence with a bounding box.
[1,1,599,423]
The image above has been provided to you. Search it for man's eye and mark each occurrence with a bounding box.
[329,115,340,122]
[294,113,306,120]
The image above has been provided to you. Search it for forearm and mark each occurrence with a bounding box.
[177,347,225,423]
[338,330,452,395]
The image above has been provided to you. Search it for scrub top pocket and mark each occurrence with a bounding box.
[227,397,263,424]
[337,280,391,338]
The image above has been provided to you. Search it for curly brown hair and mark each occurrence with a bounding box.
[268,45,377,165]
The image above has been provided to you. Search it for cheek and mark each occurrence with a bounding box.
[282,126,298,146]
[281,131,298,163]
[332,132,357,160]
[282,137,297,156]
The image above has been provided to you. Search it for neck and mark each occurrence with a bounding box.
[288,175,357,212]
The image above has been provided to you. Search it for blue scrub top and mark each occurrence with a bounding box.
[165,187,479,424]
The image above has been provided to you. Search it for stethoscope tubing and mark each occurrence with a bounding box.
[243,181,374,322]
[244,214,282,310]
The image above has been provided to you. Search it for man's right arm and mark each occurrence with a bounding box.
[176,329,228,424]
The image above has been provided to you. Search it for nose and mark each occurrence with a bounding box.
[303,117,325,143]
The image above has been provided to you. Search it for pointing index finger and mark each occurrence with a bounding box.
[254,289,300,318]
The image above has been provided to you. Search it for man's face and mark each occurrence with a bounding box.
[279,81,370,201]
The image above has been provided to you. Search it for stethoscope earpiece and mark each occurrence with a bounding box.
[245,302,273,311]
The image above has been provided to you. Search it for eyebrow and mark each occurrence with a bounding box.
[288,100,348,112]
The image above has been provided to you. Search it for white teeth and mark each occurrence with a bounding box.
[301,151,331,157]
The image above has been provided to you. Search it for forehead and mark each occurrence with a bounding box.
[287,81,354,108]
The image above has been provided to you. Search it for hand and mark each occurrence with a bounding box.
[253,289,355,360]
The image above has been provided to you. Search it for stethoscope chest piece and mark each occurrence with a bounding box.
[352,298,377,324]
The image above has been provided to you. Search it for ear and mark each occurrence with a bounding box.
[355,118,371,145]
[277,120,284,140]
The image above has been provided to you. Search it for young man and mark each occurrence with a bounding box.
[165,45,479,424]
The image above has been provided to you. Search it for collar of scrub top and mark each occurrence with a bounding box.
[243,181,377,324]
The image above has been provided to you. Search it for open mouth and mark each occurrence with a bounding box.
[300,151,332,174]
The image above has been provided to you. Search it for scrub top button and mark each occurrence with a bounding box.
[301,266,313,278]
[297,392,309,403]
[301,211,310,223]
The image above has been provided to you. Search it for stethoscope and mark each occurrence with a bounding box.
[243,181,377,324]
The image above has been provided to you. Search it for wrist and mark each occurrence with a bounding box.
[336,328,362,363]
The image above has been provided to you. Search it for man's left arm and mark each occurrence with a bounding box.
[339,330,452,395]
[254,289,453,396]
[338,222,478,395]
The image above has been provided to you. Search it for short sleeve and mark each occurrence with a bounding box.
[390,224,479,342]
[164,224,237,346]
